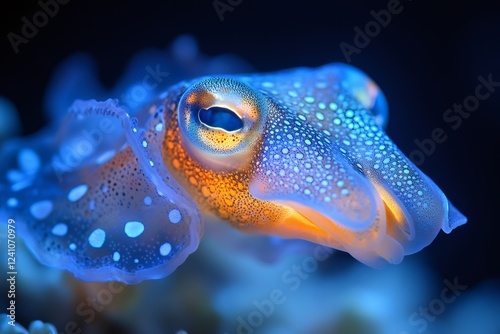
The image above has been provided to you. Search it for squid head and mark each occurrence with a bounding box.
[162,63,466,267]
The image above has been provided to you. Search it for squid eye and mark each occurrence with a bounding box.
[178,77,268,171]
[198,107,244,132]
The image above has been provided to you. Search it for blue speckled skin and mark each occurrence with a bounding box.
[0,63,466,284]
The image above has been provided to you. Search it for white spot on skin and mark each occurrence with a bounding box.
[69,243,76,251]
[68,184,88,202]
[142,140,148,148]
[134,259,139,264]
[18,148,40,175]
[30,200,53,220]
[11,179,32,192]
[6,169,24,183]
[113,251,120,261]
[160,243,172,256]
[124,221,145,238]
[144,196,152,206]
[6,198,18,207]
[262,82,274,88]
[51,223,68,236]
[96,150,115,165]
[88,228,106,248]
[168,209,182,224]
[155,123,164,132]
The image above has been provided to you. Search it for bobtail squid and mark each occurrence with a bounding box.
[0,63,467,284]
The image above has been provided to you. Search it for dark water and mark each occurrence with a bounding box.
[0,1,499,333]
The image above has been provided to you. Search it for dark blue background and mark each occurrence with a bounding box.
[1,0,498,306]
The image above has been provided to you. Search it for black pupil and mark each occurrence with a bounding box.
[198,107,243,132]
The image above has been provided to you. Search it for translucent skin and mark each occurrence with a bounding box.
[164,64,467,266]
[0,63,467,284]
[0,100,202,284]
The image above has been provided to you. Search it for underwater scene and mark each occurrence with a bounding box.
[0,1,499,333]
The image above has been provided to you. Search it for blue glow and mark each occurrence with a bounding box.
[124,221,145,238]
[51,223,68,237]
[6,197,18,207]
[29,200,53,220]
[18,148,40,175]
[88,229,106,248]
[168,209,182,224]
[67,184,88,202]
[160,243,172,256]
